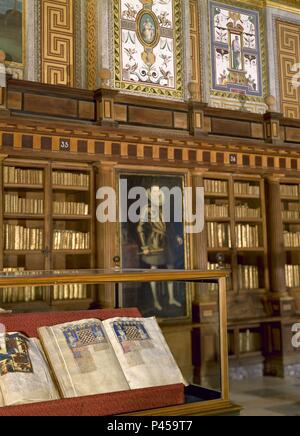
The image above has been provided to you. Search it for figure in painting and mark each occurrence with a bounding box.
[231,35,242,71]
[137,186,183,312]
[141,16,156,45]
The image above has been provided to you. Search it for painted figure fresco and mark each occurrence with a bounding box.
[119,174,189,320]
[0,0,23,64]
[211,2,262,96]
[117,0,182,97]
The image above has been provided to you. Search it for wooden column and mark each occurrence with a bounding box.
[94,161,118,308]
[190,169,208,271]
[266,176,295,316]
[190,170,219,386]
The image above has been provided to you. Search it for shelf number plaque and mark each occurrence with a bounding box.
[60,139,70,152]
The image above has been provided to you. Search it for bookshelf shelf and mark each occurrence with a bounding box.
[4,250,44,255]
[235,218,263,223]
[204,173,268,305]
[204,193,228,199]
[281,196,299,202]
[236,248,265,252]
[52,186,90,192]
[234,195,260,200]
[207,248,232,253]
[205,217,230,222]
[4,184,44,190]
[4,214,45,220]
[53,215,92,221]
[52,250,92,255]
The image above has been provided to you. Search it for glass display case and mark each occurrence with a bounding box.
[0,269,240,416]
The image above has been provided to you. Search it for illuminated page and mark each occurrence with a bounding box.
[0,334,59,407]
[102,317,187,390]
[38,319,129,398]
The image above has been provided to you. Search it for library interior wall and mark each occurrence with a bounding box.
[1,0,300,381]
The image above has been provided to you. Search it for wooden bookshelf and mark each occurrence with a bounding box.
[204,173,269,296]
[203,173,269,375]
[0,159,96,311]
[280,178,300,313]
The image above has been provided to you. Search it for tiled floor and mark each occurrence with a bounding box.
[230,377,300,416]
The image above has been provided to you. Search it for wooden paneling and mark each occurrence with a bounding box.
[128,107,173,128]
[211,118,251,138]
[277,20,300,119]
[24,94,78,118]
[41,0,75,87]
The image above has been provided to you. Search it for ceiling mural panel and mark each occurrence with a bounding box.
[114,0,183,99]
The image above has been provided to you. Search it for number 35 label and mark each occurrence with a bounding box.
[60,139,70,151]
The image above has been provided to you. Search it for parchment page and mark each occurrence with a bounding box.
[102,317,187,390]
[0,334,59,407]
[38,319,130,398]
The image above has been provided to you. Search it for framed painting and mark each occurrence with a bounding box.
[0,0,24,66]
[118,171,192,322]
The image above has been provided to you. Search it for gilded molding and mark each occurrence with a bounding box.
[41,0,75,87]
[87,0,97,90]
[189,0,202,101]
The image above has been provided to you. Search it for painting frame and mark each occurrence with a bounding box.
[116,168,192,323]
[0,0,26,68]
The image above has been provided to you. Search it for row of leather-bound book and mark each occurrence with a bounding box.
[4,167,43,185]
[238,265,260,290]
[4,167,90,188]
[0,268,89,303]
[285,265,300,288]
[204,179,228,194]
[4,195,89,217]
[234,183,260,196]
[4,225,91,251]
[4,224,43,251]
[204,180,261,197]
[53,201,89,216]
[53,230,90,250]
[1,268,44,303]
[280,184,299,198]
[205,202,260,219]
[235,224,260,248]
[207,223,232,248]
[5,194,44,215]
[284,231,300,248]
[52,171,89,188]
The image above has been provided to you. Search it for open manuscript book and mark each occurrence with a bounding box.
[0,317,186,407]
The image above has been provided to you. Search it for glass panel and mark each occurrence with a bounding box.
[0,274,226,410]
